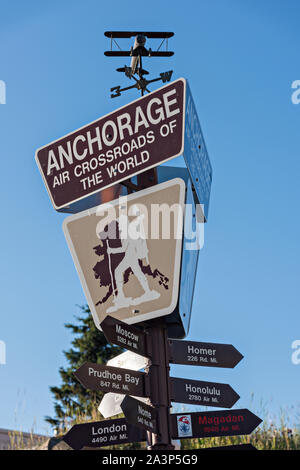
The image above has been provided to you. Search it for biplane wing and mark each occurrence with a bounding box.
[104,31,174,38]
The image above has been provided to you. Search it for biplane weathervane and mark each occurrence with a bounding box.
[104,31,174,98]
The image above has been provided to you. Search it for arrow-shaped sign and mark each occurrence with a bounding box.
[169,340,243,368]
[63,418,147,450]
[74,362,149,397]
[121,395,158,434]
[107,350,149,370]
[170,377,240,408]
[202,444,257,451]
[171,409,262,440]
[101,316,150,358]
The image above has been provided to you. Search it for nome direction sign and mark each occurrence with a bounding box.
[36,79,185,210]
[63,418,146,450]
[101,316,150,358]
[74,362,148,397]
[171,377,239,408]
[171,409,262,440]
[121,395,158,434]
[168,339,243,368]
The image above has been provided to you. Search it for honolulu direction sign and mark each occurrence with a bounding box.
[170,377,240,408]
[169,339,243,368]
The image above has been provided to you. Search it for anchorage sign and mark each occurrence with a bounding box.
[36,79,185,210]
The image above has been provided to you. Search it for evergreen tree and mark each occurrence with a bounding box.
[45,305,123,430]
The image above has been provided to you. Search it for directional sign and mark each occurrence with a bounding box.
[121,396,158,434]
[63,178,185,328]
[63,418,146,450]
[74,362,148,397]
[171,409,262,440]
[36,79,185,210]
[98,393,149,419]
[170,377,239,408]
[169,340,243,368]
[101,316,149,357]
[184,80,212,221]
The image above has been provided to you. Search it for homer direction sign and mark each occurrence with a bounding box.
[36,79,185,210]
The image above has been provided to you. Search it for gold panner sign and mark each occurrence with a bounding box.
[63,179,185,328]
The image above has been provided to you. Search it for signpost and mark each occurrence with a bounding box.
[74,362,148,397]
[170,377,240,408]
[63,418,146,450]
[169,339,243,368]
[121,396,158,434]
[171,409,262,440]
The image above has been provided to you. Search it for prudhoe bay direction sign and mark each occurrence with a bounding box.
[36,79,185,210]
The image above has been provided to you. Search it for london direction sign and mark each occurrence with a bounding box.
[36,79,185,210]
[170,377,239,408]
[63,418,146,450]
[74,362,148,397]
[171,409,262,440]
[168,339,243,368]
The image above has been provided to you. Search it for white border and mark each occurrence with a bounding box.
[36,78,186,210]
[63,178,186,329]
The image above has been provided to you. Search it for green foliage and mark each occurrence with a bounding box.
[45,305,123,431]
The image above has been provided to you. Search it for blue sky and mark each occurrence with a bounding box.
[0,0,300,434]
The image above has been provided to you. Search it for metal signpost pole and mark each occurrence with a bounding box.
[146,320,174,450]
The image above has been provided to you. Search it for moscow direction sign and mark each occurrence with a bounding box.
[74,362,148,397]
[101,316,149,357]
[168,339,243,368]
[170,377,240,408]
[171,409,262,440]
[63,418,146,450]
[121,395,158,434]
